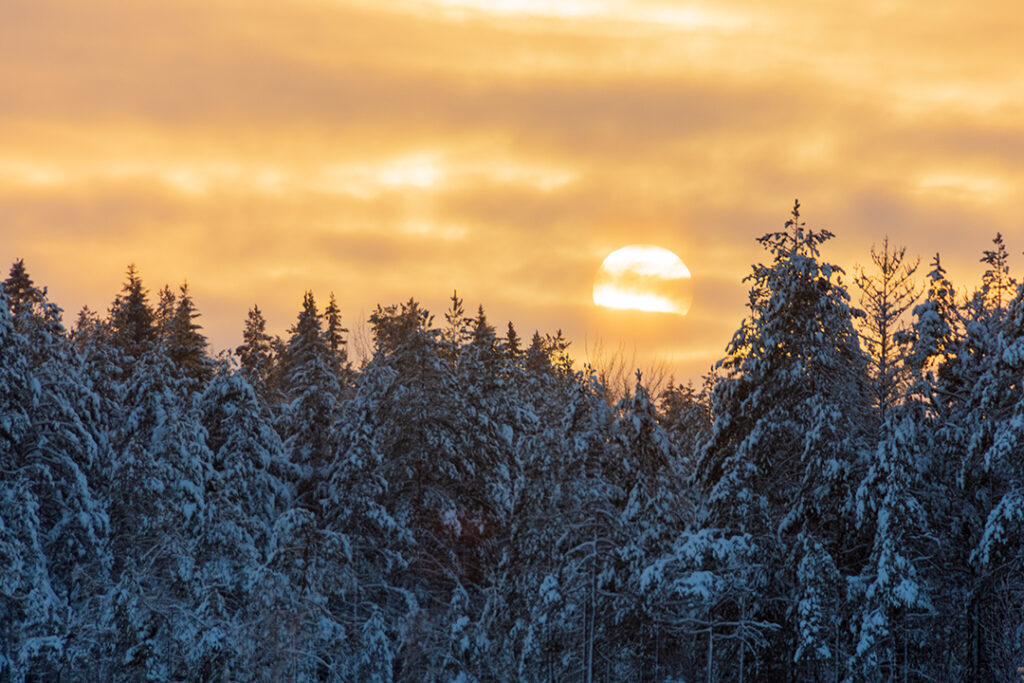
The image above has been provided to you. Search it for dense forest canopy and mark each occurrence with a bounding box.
[3,203,1024,681]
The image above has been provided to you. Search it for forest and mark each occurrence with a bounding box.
[2,202,1023,681]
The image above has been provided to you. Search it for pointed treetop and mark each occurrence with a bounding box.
[109,263,156,356]
[236,303,280,400]
[979,232,1016,311]
[3,259,46,314]
[167,281,209,380]
[155,285,176,334]
[471,304,495,347]
[323,292,350,371]
[505,321,521,357]
[442,289,471,348]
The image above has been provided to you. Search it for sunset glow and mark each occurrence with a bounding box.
[3,0,1023,381]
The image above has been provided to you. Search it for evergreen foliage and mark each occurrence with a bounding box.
[4,213,1024,680]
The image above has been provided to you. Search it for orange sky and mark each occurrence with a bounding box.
[4,0,1024,383]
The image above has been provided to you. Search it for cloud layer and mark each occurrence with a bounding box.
[4,0,1024,381]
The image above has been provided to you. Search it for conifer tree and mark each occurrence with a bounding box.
[166,282,210,382]
[854,238,920,426]
[154,285,176,340]
[236,304,276,400]
[658,378,712,474]
[323,292,350,372]
[504,321,521,359]
[278,291,343,505]
[696,201,871,675]
[0,288,62,680]
[3,259,46,320]
[193,371,291,676]
[104,352,211,679]
[108,264,156,362]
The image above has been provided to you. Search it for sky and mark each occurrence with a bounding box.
[4,0,1024,384]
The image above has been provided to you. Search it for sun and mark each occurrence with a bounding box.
[593,245,693,315]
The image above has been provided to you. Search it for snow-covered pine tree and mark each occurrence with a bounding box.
[658,377,712,476]
[609,372,689,679]
[523,367,621,682]
[851,403,934,680]
[360,299,483,678]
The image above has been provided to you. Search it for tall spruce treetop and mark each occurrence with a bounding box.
[278,291,343,501]
[3,261,66,367]
[281,292,327,384]
[323,291,350,375]
[504,321,521,359]
[166,282,210,382]
[978,232,1015,314]
[3,259,46,319]
[236,305,276,397]
[907,254,962,402]
[108,264,156,359]
[154,285,176,340]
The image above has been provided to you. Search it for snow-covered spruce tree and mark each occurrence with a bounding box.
[276,291,344,508]
[440,303,521,677]
[235,304,278,403]
[317,356,409,681]
[0,287,65,681]
[892,253,972,677]
[107,264,157,370]
[103,350,211,679]
[849,239,935,680]
[247,292,354,678]
[695,201,872,677]
[609,372,689,679]
[353,299,488,679]
[1,270,115,679]
[897,238,1024,679]
[954,236,1024,678]
[471,323,576,678]
[850,402,933,680]
[194,370,292,677]
[519,366,622,682]
[165,282,211,384]
[658,376,713,477]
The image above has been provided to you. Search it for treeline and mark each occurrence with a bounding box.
[2,202,1024,681]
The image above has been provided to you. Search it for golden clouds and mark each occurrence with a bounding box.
[3,0,1024,382]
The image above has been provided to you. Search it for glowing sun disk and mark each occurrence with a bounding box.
[593,244,692,315]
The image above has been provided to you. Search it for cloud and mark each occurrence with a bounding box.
[3,0,1024,382]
